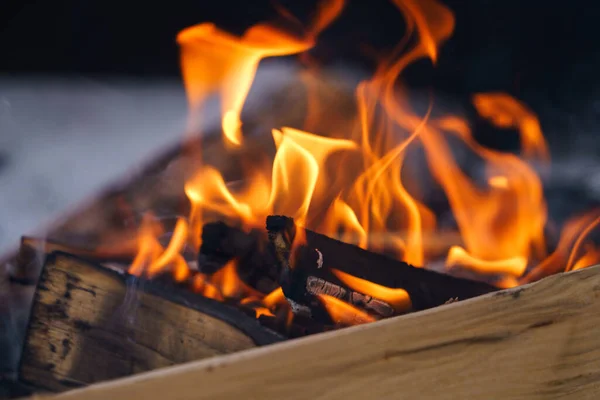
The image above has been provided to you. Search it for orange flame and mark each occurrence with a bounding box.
[177,24,313,145]
[317,294,375,325]
[125,0,600,329]
[523,211,600,283]
[128,215,163,277]
[446,246,527,277]
[210,259,262,299]
[331,269,412,312]
[566,216,600,271]
[254,307,275,318]
[177,0,345,146]
[128,215,190,282]
[429,114,547,275]
[473,93,550,162]
[262,287,286,309]
[572,245,600,271]
[308,0,346,38]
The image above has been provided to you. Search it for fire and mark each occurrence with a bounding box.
[262,287,286,309]
[129,215,190,282]
[317,294,375,325]
[446,246,527,277]
[522,211,600,283]
[430,112,548,276]
[177,0,346,146]
[210,259,262,299]
[331,269,412,312]
[127,0,600,328]
[572,245,600,271]
[566,216,600,271]
[177,23,313,146]
[472,93,549,162]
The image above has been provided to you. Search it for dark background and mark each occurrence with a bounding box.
[1,0,599,150]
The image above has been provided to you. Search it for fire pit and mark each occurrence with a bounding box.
[2,0,600,398]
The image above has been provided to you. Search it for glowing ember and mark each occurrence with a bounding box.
[128,0,600,328]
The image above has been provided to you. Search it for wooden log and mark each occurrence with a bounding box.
[18,251,282,393]
[38,264,600,400]
[199,222,279,293]
[266,215,497,320]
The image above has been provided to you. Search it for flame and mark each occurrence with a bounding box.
[331,269,412,312]
[488,176,509,189]
[572,245,600,271]
[308,0,346,38]
[473,93,549,162]
[210,259,262,299]
[125,0,600,329]
[262,287,286,308]
[128,215,190,282]
[428,114,547,275]
[177,23,313,145]
[256,287,287,321]
[322,197,367,248]
[202,282,225,302]
[389,0,455,64]
[147,218,190,280]
[317,294,375,325]
[128,215,164,277]
[177,0,345,145]
[566,216,600,271]
[254,307,275,318]
[268,129,320,225]
[522,211,600,283]
[446,246,527,277]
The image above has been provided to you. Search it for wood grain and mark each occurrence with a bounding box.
[35,264,600,400]
[19,252,281,393]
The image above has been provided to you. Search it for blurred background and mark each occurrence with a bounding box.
[1,0,600,254]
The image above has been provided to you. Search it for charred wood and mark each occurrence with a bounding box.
[266,215,498,321]
[19,251,282,393]
[199,222,279,293]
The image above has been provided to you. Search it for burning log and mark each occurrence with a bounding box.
[18,251,282,392]
[266,215,497,321]
[40,264,600,400]
[199,221,279,293]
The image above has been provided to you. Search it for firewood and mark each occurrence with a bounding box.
[36,264,600,400]
[266,215,497,320]
[18,251,282,393]
[199,221,279,293]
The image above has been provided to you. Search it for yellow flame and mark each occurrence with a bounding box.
[446,245,527,277]
[317,294,375,325]
[331,269,412,312]
[126,0,600,328]
[177,23,314,145]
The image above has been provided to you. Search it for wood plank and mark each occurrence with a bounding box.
[38,264,600,399]
[18,252,281,392]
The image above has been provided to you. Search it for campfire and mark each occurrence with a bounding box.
[4,0,600,397]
